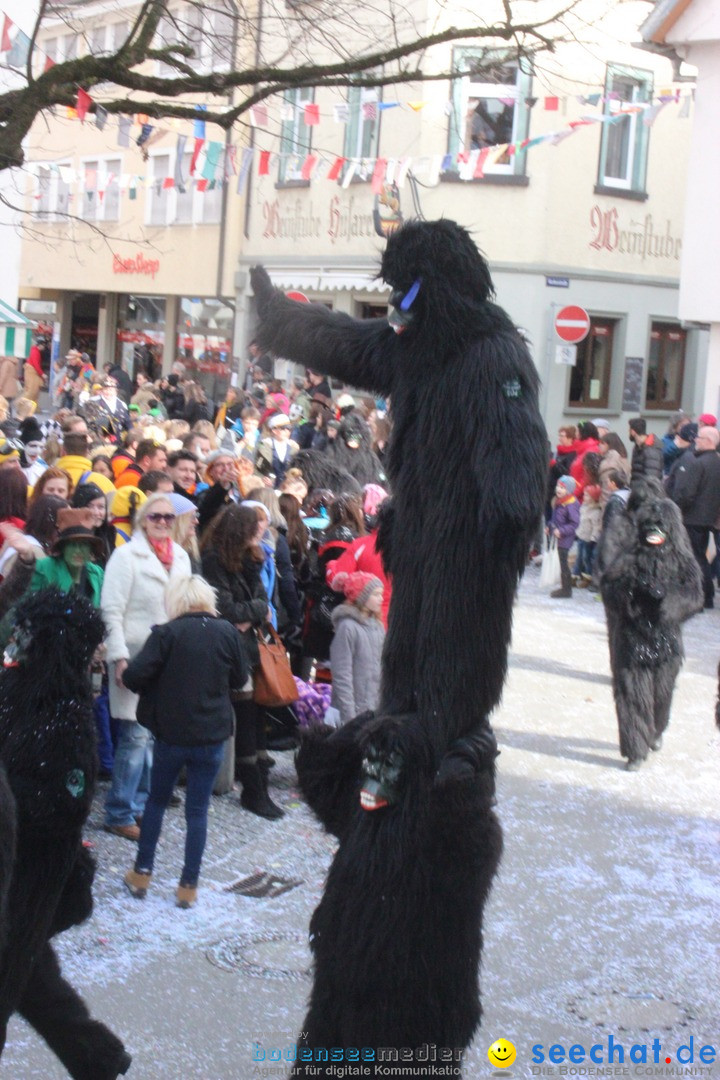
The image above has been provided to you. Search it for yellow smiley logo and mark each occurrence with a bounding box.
[488,1039,517,1068]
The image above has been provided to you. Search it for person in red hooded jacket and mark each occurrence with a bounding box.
[569,420,600,501]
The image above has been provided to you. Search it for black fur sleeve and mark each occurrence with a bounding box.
[250,266,396,396]
[467,330,547,548]
[295,713,373,839]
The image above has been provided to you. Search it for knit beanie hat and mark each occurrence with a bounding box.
[343,572,383,608]
[72,482,105,508]
[19,417,44,445]
[556,475,576,495]
[699,413,717,427]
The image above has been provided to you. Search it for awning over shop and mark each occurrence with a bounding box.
[266,267,389,295]
[0,299,33,327]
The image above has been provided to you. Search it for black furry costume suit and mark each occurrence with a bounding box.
[326,412,387,488]
[251,220,546,1074]
[252,219,547,747]
[599,480,702,766]
[0,589,131,1079]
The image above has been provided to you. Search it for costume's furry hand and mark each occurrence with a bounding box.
[435,726,499,787]
[250,265,276,309]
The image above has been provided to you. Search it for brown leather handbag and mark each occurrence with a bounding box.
[253,626,298,708]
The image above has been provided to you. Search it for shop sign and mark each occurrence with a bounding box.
[589,207,681,261]
[112,253,161,279]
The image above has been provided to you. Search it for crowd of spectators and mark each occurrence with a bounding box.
[545,410,720,608]
[0,355,391,907]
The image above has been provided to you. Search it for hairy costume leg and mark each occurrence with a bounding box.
[613,665,655,762]
[17,942,129,1080]
[652,653,681,742]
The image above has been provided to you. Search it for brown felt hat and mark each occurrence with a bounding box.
[51,508,104,558]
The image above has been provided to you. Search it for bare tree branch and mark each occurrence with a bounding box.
[0,0,593,170]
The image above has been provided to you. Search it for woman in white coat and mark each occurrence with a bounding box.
[102,493,192,840]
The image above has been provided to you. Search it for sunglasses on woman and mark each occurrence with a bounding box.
[146,513,176,524]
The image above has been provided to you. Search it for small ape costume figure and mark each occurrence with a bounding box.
[294,713,502,1078]
[252,220,546,1068]
[289,448,362,499]
[252,219,547,747]
[0,589,131,1079]
[599,479,703,770]
[326,411,387,488]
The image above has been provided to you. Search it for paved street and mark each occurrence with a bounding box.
[4,568,719,1079]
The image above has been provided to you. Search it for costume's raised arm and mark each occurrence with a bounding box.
[250,266,395,397]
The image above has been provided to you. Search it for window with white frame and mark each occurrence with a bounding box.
[156,3,233,76]
[80,158,122,223]
[597,64,653,195]
[343,85,382,181]
[447,49,532,176]
[175,152,195,224]
[149,149,223,226]
[60,33,78,61]
[200,176,223,225]
[91,21,128,55]
[35,162,72,219]
[149,154,172,226]
[278,87,315,184]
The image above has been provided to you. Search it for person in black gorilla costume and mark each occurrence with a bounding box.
[599,479,702,770]
[292,712,502,1077]
[0,589,131,1079]
[326,411,387,488]
[251,219,547,752]
[251,220,546,1068]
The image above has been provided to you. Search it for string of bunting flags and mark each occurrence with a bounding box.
[1,10,693,200]
[25,83,692,205]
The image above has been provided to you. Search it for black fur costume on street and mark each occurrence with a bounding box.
[251,220,546,1071]
[0,590,131,1079]
[326,412,387,488]
[293,713,502,1077]
[252,219,547,748]
[599,480,702,766]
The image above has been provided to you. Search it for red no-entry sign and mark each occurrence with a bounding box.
[286,291,310,304]
[555,305,590,344]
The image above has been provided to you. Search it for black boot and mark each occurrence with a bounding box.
[236,762,285,820]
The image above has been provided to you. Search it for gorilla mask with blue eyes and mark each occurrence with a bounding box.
[381,218,497,339]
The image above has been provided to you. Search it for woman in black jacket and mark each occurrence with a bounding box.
[200,504,284,820]
[121,575,248,909]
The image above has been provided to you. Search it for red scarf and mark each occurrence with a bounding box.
[147,535,173,571]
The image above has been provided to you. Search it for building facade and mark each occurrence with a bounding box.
[16,0,708,436]
[235,3,706,437]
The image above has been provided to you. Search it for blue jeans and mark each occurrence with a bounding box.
[575,539,596,578]
[104,720,153,827]
[93,685,114,772]
[135,739,225,887]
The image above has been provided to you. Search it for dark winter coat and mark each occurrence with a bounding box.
[273,529,302,626]
[122,612,248,746]
[667,448,720,526]
[630,434,663,483]
[550,495,580,549]
[201,548,268,666]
